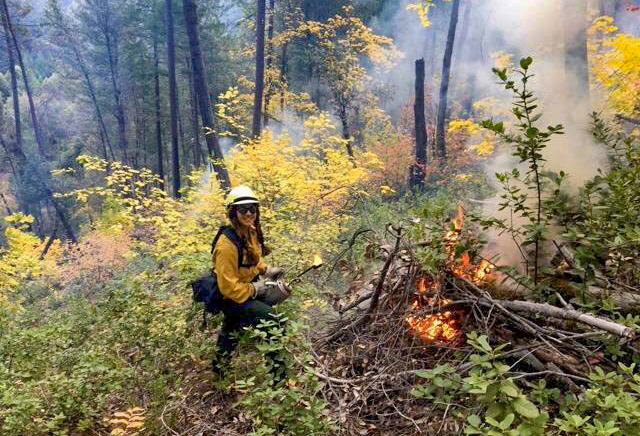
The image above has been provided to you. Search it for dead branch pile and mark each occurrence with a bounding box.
[309,225,639,436]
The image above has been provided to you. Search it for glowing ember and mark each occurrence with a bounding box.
[406,297,461,342]
[405,204,495,344]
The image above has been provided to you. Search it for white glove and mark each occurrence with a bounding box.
[264,266,285,280]
[253,280,291,305]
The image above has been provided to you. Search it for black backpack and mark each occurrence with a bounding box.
[190,226,257,322]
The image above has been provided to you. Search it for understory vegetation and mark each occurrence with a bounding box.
[2,59,640,435]
[1,0,640,434]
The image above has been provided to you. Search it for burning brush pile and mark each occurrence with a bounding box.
[311,206,638,435]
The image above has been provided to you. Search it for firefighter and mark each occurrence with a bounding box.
[211,186,289,381]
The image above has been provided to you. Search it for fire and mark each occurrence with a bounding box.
[406,204,495,344]
[406,296,461,342]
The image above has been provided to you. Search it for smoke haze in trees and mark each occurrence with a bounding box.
[368,0,636,269]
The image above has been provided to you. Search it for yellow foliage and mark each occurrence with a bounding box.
[406,0,452,27]
[590,16,640,117]
[0,215,62,315]
[448,119,480,135]
[491,51,515,72]
[471,138,496,157]
[448,119,496,157]
[406,2,433,27]
[222,129,382,270]
[106,407,145,436]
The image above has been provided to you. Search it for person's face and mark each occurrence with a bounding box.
[235,203,257,228]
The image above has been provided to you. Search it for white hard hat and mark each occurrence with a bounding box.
[226,186,260,207]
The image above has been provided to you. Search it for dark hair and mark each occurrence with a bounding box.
[228,204,272,265]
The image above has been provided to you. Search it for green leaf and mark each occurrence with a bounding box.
[520,57,533,70]
[414,370,433,379]
[499,413,515,430]
[467,414,482,427]
[513,396,540,419]
[486,416,500,428]
[500,380,520,398]
[477,335,492,352]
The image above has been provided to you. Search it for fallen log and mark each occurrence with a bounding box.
[490,299,636,340]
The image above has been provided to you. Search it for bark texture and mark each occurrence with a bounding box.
[410,58,427,189]
[435,0,461,160]
[252,0,267,138]
[165,0,181,198]
[182,0,231,189]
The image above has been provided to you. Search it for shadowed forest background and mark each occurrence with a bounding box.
[1,0,640,435]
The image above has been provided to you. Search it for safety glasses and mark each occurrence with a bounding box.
[237,204,257,215]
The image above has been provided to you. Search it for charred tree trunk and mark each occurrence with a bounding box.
[563,0,590,106]
[410,58,427,189]
[182,0,230,189]
[1,0,46,157]
[263,0,275,127]
[165,0,181,198]
[252,0,266,138]
[435,0,461,160]
[153,34,165,189]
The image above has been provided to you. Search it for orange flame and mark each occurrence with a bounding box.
[406,297,460,342]
[406,204,494,344]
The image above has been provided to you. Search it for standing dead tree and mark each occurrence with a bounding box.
[410,58,428,189]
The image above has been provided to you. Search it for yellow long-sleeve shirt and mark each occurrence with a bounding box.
[213,227,267,304]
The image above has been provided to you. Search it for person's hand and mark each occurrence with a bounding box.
[253,280,291,305]
[264,266,284,280]
[253,280,269,299]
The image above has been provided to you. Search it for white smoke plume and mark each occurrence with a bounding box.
[370,0,619,270]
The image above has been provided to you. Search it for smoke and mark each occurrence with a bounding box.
[371,0,614,271]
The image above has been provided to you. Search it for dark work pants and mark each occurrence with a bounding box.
[213,298,286,382]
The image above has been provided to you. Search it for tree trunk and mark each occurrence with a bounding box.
[47,0,115,161]
[454,0,473,116]
[1,5,21,154]
[153,34,165,189]
[410,58,427,189]
[0,133,18,178]
[252,0,267,138]
[102,0,128,162]
[182,0,230,189]
[78,47,116,161]
[263,0,275,127]
[280,41,288,112]
[339,104,354,158]
[165,0,181,198]
[48,0,117,163]
[106,38,128,161]
[563,0,590,107]
[435,0,461,160]
[187,55,202,167]
[1,0,46,157]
